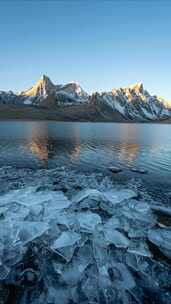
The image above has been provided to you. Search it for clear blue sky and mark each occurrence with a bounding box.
[0,0,171,100]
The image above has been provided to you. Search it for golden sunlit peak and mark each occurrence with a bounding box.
[129,82,144,93]
[19,74,55,97]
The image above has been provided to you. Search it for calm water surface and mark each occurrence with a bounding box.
[0,121,171,184]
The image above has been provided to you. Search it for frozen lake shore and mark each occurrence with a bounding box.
[0,166,171,304]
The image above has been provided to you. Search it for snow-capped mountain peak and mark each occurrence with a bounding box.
[0,76,170,122]
[19,75,56,98]
[97,83,171,121]
[129,82,144,94]
[58,81,89,101]
[16,76,89,106]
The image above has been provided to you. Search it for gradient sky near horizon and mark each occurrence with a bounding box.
[0,0,171,100]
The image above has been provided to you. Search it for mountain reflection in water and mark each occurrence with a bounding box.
[27,122,82,167]
[0,121,170,183]
[28,123,49,167]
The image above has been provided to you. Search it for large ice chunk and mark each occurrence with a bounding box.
[0,220,49,248]
[12,221,49,246]
[104,189,137,205]
[148,228,171,258]
[0,202,29,221]
[72,189,102,204]
[42,192,71,220]
[76,211,101,233]
[81,265,99,303]
[103,216,121,230]
[72,188,103,210]
[112,263,136,290]
[51,231,81,261]
[128,241,152,257]
[52,231,81,249]
[61,251,90,285]
[52,211,76,228]
[104,229,129,248]
[72,188,115,215]
[125,200,152,220]
[0,187,72,224]
[120,200,155,238]
[72,188,137,216]
[0,220,49,268]
[0,187,71,210]
[93,228,108,267]
[152,205,171,217]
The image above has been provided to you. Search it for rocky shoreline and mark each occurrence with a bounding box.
[0,166,171,304]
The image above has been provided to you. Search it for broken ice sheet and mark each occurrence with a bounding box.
[72,187,138,216]
[119,200,155,238]
[53,243,93,286]
[152,205,171,217]
[0,220,49,251]
[50,211,76,229]
[124,220,150,239]
[28,204,44,221]
[97,265,118,304]
[72,188,102,203]
[124,200,153,222]
[128,256,171,293]
[52,231,81,249]
[127,240,152,258]
[99,188,138,215]
[93,228,108,267]
[0,221,29,266]
[104,188,137,206]
[98,265,112,290]
[13,221,49,246]
[51,231,81,261]
[112,262,136,290]
[61,251,91,285]
[71,188,103,210]
[81,265,99,303]
[76,211,101,233]
[0,187,71,210]
[41,191,71,214]
[103,216,121,230]
[125,252,149,274]
[0,173,171,304]
[0,220,14,245]
[148,228,171,258]
[0,202,29,221]
[104,228,130,248]
[0,264,10,280]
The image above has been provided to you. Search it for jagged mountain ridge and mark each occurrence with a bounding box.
[18,75,89,106]
[94,82,171,121]
[0,75,170,122]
